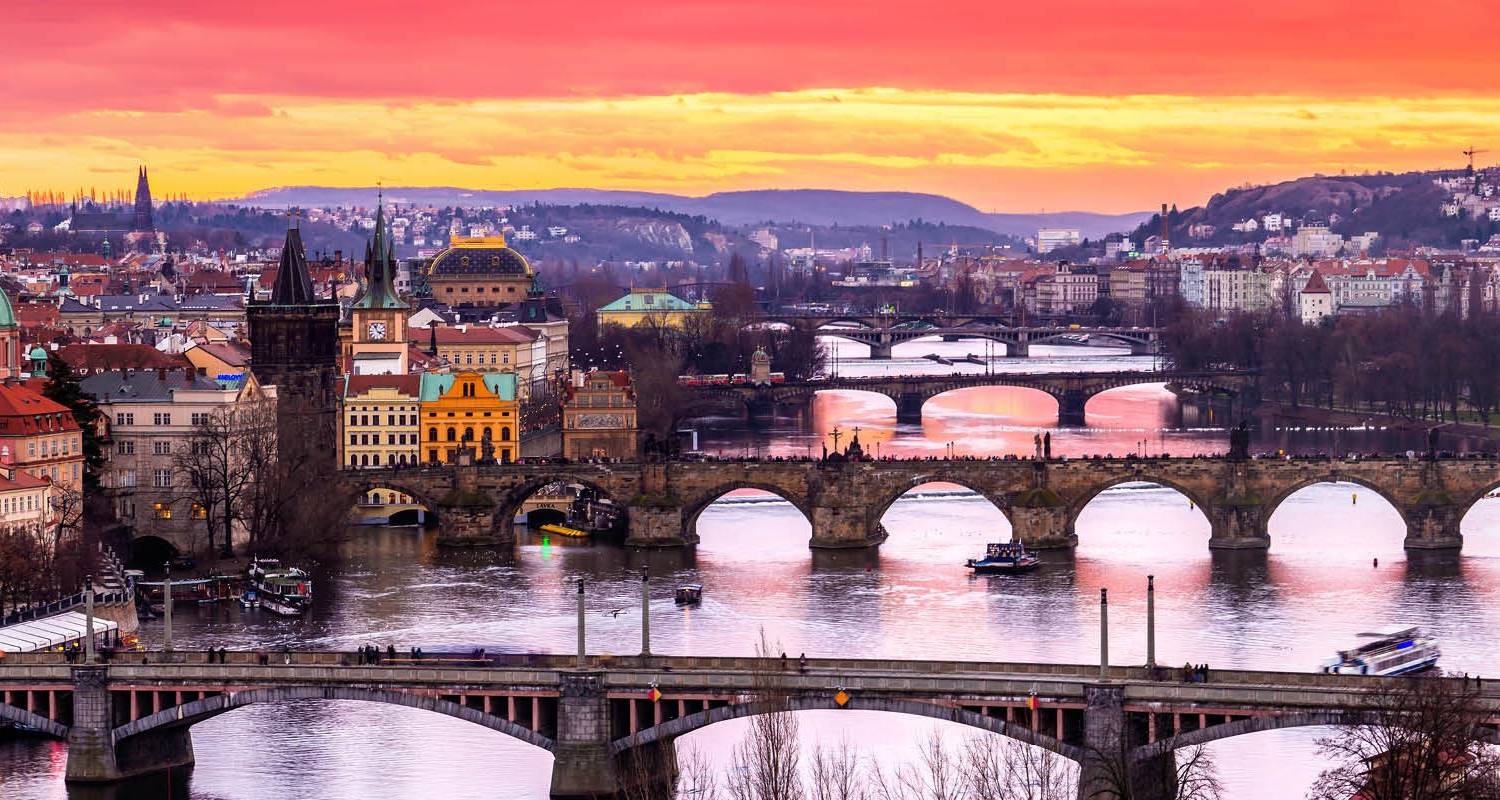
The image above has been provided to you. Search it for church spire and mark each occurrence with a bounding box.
[270,223,316,305]
[353,195,406,310]
[132,165,154,232]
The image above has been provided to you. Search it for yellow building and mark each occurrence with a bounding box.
[424,236,534,306]
[419,371,519,464]
[595,289,709,329]
[340,374,421,469]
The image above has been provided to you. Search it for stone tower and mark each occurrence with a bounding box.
[248,224,340,465]
[131,166,154,232]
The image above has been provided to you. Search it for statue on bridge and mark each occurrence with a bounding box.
[1228,420,1251,460]
[480,427,495,463]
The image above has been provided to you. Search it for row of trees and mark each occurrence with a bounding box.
[1163,304,1500,423]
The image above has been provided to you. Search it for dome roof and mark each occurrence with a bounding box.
[0,285,15,329]
[428,236,531,278]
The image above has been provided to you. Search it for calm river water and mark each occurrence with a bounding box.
[3,338,1499,799]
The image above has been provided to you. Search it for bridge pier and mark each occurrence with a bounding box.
[1009,504,1076,550]
[895,392,925,424]
[1005,341,1029,357]
[1057,390,1088,426]
[1129,341,1159,356]
[435,501,504,547]
[66,666,195,783]
[1402,503,1464,551]
[550,672,620,799]
[1206,504,1271,550]
[868,340,894,359]
[1078,684,1175,800]
[626,504,697,548]
[745,396,778,426]
[809,505,888,549]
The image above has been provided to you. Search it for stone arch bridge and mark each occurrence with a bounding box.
[689,370,1256,425]
[333,455,1500,551]
[5,652,1495,799]
[759,317,1162,359]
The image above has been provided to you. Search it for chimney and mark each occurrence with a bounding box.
[156,367,166,382]
[1160,203,1171,253]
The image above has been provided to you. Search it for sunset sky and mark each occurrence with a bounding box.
[5,1,1498,213]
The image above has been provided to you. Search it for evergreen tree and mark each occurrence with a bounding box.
[42,354,103,491]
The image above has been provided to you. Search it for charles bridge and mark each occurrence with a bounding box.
[3,650,1495,798]
[754,314,1162,359]
[688,369,1256,425]
[332,453,1500,552]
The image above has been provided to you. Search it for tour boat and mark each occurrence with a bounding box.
[675,584,703,606]
[1320,626,1440,676]
[238,589,258,609]
[539,523,590,539]
[247,558,312,618]
[965,542,1041,574]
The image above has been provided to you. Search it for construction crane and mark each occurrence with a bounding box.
[1463,146,1487,175]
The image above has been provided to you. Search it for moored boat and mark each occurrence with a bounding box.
[539,523,590,539]
[965,542,1040,574]
[248,558,312,617]
[675,584,703,605]
[1320,625,1439,676]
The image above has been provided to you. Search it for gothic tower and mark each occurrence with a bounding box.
[249,223,340,466]
[131,166,154,232]
[349,199,410,374]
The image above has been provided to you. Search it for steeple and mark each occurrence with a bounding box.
[132,165,154,232]
[354,197,406,310]
[270,225,316,304]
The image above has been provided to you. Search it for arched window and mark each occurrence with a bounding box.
[500,427,511,441]
[446,427,457,442]
[350,455,358,467]
[464,427,475,441]
[360,454,369,467]
[428,428,437,442]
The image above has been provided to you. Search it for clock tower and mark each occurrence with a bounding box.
[349,199,410,375]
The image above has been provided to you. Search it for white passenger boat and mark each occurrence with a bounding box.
[1319,625,1439,676]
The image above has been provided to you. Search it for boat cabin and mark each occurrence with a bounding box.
[674,584,703,605]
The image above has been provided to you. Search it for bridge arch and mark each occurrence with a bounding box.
[126,534,181,568]
[922,384,1061,424]
[681,483,814,543]
[497,475,621,538]
[1134,710,1358,761]
[611,696,1084,762]
[112,686,555,752]
[1262,476,1406,550]
[1067,476,1215,546]
[0,701,69,739]
[340,479,441,528]
[876,477,1015,542]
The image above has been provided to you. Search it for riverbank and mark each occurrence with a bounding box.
[1255,403,1500,452]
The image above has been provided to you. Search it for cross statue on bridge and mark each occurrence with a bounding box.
[829,426,843,453]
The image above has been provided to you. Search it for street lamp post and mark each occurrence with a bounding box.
[1099,588,1109,679]
[1146,575,1156,668]
[640,568,651,657]
[576,579,586,668]
[163,562,173,653]
[83,575,95,663]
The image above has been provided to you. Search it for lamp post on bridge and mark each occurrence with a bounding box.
[1099,588,1109,679]
[576,578,586,669]
[1146,575,1155,668]
[84,575,95,663]
[640,568,651,658]
[163,561,173,653]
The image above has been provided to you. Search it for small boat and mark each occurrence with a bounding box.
[247,558,312,618]
[539,523,589,539]
[965,542,1041,574]
[1320,625,1440,676]
[238,590,258,609]
[675,584,703,606]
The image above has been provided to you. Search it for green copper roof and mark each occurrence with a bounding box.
[0,285,16,329]
[418,372,517,402]
[598,290,699,313]
[28,346,46,360]
[353,198,408,310]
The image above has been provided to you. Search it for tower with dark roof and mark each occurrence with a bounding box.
[131,166,154,232]
[248,223,340,464]
[349,199,410,375]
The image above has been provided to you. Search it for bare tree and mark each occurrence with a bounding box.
[175,405,258,558]
[726,632,805,800]
[869,732,967,800]
[1308,676,1500,800]
[1084,742,1222,800]
[809,739,866,800]
[963,737,1076,800]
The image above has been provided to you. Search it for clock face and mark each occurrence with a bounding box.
[367,321,387,341]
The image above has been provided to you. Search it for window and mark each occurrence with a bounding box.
[117,440,136,455]
[190,413,211,426]
[26,442,34,457]
[153,413,171,425]
[428,428,437,442]
[192,441,211,456]
[152,469,173,488]
[119,470,137,488]
[192,504,207,520]
[116,413,135,426]
[446,427,456,442]
[153,440,172,455]
[153,502,172,520]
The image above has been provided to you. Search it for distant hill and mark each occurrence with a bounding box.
[236,186,1150,239]
[1130,170,1499,250]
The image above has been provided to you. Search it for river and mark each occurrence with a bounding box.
[3,337,1498,799]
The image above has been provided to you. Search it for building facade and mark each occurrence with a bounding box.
[347,203,411,375]
[595,290,707,328]
[418,371,519,464]
[561,370,638,460]
[340,374,421,469]
[424,236,534,306]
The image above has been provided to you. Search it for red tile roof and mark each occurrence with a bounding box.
[345,373,421,396]
[0,383,78,435]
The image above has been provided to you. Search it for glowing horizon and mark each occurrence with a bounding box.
[6,1,1499,214]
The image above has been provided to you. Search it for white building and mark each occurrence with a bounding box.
[1036,228,1082,254]
[1292,225,1345,258]
[1262,213,1287,232]
[1300,270,1333,324]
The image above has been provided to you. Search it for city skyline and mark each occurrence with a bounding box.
[5,1,1499,213]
